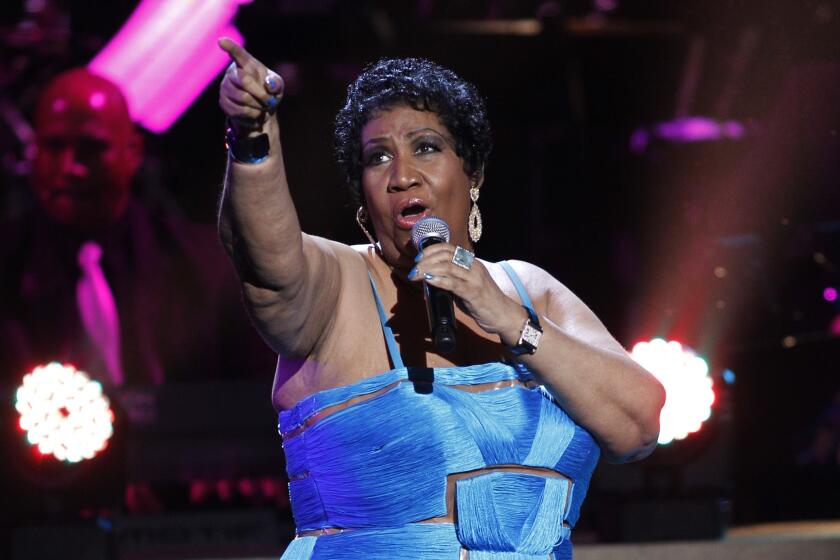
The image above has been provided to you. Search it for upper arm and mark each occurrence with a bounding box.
[241,234,355,358]
[509,260,664,461]
[507,260,627,356]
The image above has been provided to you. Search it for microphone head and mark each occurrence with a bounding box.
[411,216,451,250]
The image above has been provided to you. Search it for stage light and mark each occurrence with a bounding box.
[722,368,736,385]
[15,362,115,463]
[630,339,715,445]
[629,116,746,153]
[823,287,837,302]
[831,315,840,335]
[88,0,251,133]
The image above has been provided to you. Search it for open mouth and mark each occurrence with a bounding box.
[401,204,426,217]
[395,198,430,229]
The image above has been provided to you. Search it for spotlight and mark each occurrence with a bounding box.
[630,339,715,445]
[15,362,115,463]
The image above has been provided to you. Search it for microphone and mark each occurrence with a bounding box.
[411,217,456,353]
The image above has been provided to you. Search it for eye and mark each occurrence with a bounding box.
[77,137,109,158]
[363,149,391,166]
[41,137,67,152]
[415,140,441,155]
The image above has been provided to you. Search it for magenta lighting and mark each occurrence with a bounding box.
[824,287,838,302]
[88,0,251,133]
[630,116,746,153]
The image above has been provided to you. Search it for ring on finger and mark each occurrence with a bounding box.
[452,246,475,270]
[264,76,284,108]
[264,74,280,90]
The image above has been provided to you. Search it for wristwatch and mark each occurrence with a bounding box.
[225,127,269,164]
[509,305,543,356]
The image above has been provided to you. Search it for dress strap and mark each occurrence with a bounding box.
[368,272,405,369]
[499,261,535,310]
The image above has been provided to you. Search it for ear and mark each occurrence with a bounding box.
[470,165,485,189]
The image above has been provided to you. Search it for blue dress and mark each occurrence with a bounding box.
[278,262,600,559]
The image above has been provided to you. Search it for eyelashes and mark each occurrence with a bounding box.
[363,139,442,167]
[364,151,388,166]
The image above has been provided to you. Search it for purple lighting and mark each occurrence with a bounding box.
[655,116,746,143]
[824,287,838,302]
[88,0,251,134]
[594,0,619,12]
[630,116,747,153]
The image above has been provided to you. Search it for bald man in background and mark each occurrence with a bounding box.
[0,68,273,395]
[0,68,277,525]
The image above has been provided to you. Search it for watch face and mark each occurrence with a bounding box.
[522,323,542,348]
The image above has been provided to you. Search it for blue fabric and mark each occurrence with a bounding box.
[499,261,534,310]
[277,262,600,559]
[368,272,404,369]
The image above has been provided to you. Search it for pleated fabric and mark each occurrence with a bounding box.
[276,263,601,559]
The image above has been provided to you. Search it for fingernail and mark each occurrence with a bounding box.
[266,77,278,90]
[423,273,435,281]
[267,96,278,107]
[414,251,423,262]
[408,267,417,280]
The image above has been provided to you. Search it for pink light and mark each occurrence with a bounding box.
[824,287,838,302]
[594,0,618,12]
[89,0,251,133]
[89,91,106,109]
[831,315,840,335]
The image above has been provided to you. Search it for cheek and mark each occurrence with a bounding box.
[31,154,58,195]
[99,151,135,191]
[32,150,56,175]
[363,191,390,229]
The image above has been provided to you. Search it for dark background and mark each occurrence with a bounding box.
[2,0,840,547]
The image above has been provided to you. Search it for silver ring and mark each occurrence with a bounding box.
[452,246,475,270]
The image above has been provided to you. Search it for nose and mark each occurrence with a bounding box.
[387,154,420,192]
[58,147,88,179]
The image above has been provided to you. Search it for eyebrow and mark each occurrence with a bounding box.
[362,127,447,148]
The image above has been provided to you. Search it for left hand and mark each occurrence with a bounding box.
[409,243,526,343]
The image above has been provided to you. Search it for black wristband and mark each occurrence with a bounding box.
[225,127,269,164]
[509,305,543,356]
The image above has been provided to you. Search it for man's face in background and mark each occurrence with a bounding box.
[31,69,141,232]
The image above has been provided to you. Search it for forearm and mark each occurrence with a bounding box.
[500,311,665,463]
[219,116,305,293]
[411,253,664,462]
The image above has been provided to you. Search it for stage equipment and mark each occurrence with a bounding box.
[15,362,114,463]
[88,0,251,133]
[630,338,715,445]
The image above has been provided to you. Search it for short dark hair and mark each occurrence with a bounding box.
[334,58,492,204]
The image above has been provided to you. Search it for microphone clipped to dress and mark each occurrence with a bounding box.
[411,216,457,353]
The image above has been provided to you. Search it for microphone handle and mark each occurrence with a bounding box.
[419,237,456,353]
[425,281,456,354]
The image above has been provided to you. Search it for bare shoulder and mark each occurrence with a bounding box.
[303,235,366,265]
[492,259,625,353]
[486,259,562,308]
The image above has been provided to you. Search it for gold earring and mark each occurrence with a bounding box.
[468,184,482,243]
[356,206,378,247]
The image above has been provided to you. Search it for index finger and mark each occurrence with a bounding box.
[218,37,251,69]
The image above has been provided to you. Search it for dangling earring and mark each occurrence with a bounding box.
[356,206,378,247]
[468,184,482,243]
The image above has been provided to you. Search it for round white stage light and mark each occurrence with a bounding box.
[631,339,715,445]
[15,362,115,463]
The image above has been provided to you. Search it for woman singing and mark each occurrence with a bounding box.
[217,38,665,560]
